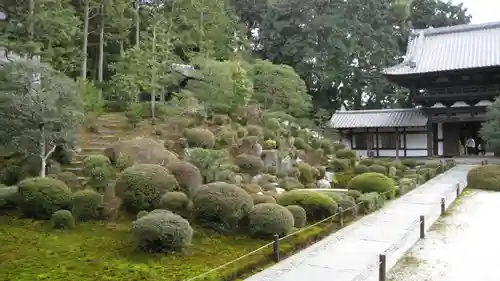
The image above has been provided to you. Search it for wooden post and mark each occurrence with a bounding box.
[419,215,425,239]
[379,254,386,281]
[339,207,344,228]
[456,183,460,197]
[440,198,445,215]
[273,234,280,262]
[395,128,400,160]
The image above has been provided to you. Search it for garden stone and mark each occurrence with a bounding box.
[262,150,279,168]
[325,171,334,182]
[276,187,285,194]
[281,155,293,170]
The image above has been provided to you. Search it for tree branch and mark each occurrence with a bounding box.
[43,144,57,161]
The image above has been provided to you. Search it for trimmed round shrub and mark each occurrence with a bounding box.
[235,154,264,176]
[51,210,75,229]
[278,190,338,221]
[286,205,307,228]
[184,128,216,148]
[82,155,112,177]
[71,189,103,221]
[87,166,113,193]
[0,185,19,209]
[213,114,231,125]
[137,210,149,219]
[166,161,203,193]
[335,149,357,159]
[335,172,355,188]
[251,194,276,205]
[401,158,418,168]
[354,164,370,175]
[216,126,237,147]
[246,125,264,138]
[357,192,385,214]
[115,164,179,213]
[104,138,178,170]
[191,182,253,232]
[347,189,363,200]
[18,177,72,219]
[369,164,387,175]
[467,164,500,191]
[331,159,349,172]
[348,173,396,198]
[316,166,326,179]
[297,163,315,184]
[358,158,375,166]
[293,137,311,151]
[249,203,294,237]
[132,211,193,252]
[241,184,263,194]
[320,191,344,202]
[159,192,193,218]
[52,171,82,191]
[278,177,304,191]
[338,198,357,218]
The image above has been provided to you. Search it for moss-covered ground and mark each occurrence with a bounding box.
[0,213,338,281]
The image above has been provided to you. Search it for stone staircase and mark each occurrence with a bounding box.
[61,113,130,181]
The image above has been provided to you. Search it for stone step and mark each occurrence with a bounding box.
[80,141,113,147]
[74,153,104,161]
[62,166,84,176]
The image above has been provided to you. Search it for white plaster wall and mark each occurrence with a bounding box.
[406,133,427,149]
[350,149,427,157]
[437,123,443,156]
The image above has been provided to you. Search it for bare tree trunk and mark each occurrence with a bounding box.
[150,23,157,125]
[135,1,140,48]
[39,124,57,178]
[97,2,105,101]
[81,0,90,82]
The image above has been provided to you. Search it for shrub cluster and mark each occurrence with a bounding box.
[278,190,338,221]
[18,177,72,219]
[249,203,294,237]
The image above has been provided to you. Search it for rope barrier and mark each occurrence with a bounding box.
[352,178,466,281]
[186,169,465,281]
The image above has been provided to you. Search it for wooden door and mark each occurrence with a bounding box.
[443,123,460,156]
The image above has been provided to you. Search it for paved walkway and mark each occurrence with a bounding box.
[244,165,473,281]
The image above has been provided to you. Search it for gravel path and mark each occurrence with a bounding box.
[388,190,500,281]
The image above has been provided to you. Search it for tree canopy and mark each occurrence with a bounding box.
[0,0,472,120]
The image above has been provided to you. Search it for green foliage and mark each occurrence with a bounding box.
[338,198,357,218]
[115,164,179,213]
[51,171,82,191]
[166,161,203,194]
[184,128,216,149]
[297,163,315,184]
[467,165,500,191]
[159,192,193,218]
[132,211,193,252]
[51,210,75,229]
[185,59,253,115]
[400,158,418,168]
[0,185,19,210]
[331,159,349,172]
[83,155,113,192]
[18,177,72,219]
[278,190,338,221]
[369,164,387,175]
[249,203,294,237]
[357,192,385,214]
[71,189,103,221]
[0,61,83,174]
[286,205,307,228]
[191,182,253,232]
[354,164,370,175]
[251,194,277,205]
[334,172,355,187]
[278,177,304,191]
[348,172,396,198]
[187,148,234,183]
[346,189,363,200]
[234,154,264,176]
[249,59,311,116]
[335,149,357,159]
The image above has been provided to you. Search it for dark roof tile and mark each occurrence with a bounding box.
[329,108,427,128]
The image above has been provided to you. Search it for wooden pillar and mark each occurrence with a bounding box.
[349,129,354,149]
[395,127,400,160]
[403,127,407,157]
[375,128,380,157]
[426,121,433,157]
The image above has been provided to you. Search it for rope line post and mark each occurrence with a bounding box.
[485,160,488,165]
[378,254,386,281]
[456,183,460,197]
[419,215,425,239]
[440,197,445,216]
[339,207,344,228]
[273,234,280,262]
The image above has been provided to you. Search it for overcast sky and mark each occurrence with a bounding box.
[453,0,499,24]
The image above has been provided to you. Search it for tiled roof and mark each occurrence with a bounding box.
[329,108,428,128]
[383,21,500,75]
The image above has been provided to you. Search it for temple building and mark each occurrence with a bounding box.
[330,21,500,157]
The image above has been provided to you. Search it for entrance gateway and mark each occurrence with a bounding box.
[330,21,500,157]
